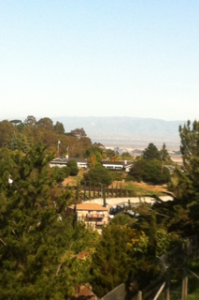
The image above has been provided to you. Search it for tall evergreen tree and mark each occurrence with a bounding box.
[160,143,171,162]
[142,143,161,161]
[0,145,90,299]
[169,120,199,234]
[54,121,65,134]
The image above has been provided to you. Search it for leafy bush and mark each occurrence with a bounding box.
[83,164,112,186]
[142,160,170,184]
[110,171,124,181]
[125,174,135,182]
[67,160,79,176]
[129,159,146,182]
[53,166,70,182]
[129,159,170,184]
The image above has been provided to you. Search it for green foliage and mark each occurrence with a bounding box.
[159,143,171,162]
[91,225,136,297]
[129,159,146,181]
[91,223,160,297]
[88,153,96,168]
[110,171,124,181]
[0,117,92,158]
[36,117,54,131]
[53,166,71,183]
[121,152,132,159]
[168,120,199,235]
[54,121,65,134]
[67,160,79,176]
[143,143,161,161]
[147,212,157,256]
[109,213,135,226]
[84,146,102,164]
[9,132,18,151]
[0,120,15,148]
[0,145,96,299]
[129,159,170,184]
[142,159,171,184]
[83,165,112,186]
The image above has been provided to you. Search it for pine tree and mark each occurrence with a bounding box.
[0,145,89,299]
[142,143,161,161]
[160,143,171,162]
[168,120,199,234]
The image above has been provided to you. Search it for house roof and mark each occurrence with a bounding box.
[66,157,87,163]
[50,157,87,164]
[101,160,133,166]
[69,203,108,211]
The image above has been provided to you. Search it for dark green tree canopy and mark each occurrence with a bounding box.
[130,159,170,184]
[0,121,15,148]
[169,120,199,201]
[142,159,170,184]
[67,160,79,176]
[159,143,171,162]
[83,164,112,186]
[142,143,161,161]
[36,117,54,131]
[0,145,96,299]
[54,121,65,134]
[129,159,146,182]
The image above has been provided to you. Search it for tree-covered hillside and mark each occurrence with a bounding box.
[0,116,92,157]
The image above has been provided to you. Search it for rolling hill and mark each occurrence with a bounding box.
[53,116,185,148]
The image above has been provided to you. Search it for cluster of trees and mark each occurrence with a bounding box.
[0,116,92,157]
[1,119,199,299]
[83,145,133,168]
[90,121,199,296]
[129,143,171,184]
[53,160,79,182]
[0,146,99,299]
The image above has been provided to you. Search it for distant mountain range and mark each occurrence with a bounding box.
[52,117,185,148]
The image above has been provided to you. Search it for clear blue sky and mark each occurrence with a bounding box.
[0,0,199,121]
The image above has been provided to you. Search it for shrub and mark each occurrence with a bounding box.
[53,167,69,182]
[110,171,124,181]
[129,159,170,184]
[83,164,112,186]
[129,159,146,182]
[67,160,79,176]
[142,160,170,184]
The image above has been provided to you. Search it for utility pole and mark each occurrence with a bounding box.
[57,140,61,157]
[103,184,106,207]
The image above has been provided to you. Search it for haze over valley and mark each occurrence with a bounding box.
[53,116,184,148]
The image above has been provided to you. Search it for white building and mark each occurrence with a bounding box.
[49,157,88,169]
[50,157,133,172]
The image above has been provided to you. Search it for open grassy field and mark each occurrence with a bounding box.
[111,180,167,196]
[62,170,167,197]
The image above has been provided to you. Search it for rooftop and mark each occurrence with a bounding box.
[101,160,133,166]
[51,157,87,163]
[69,203,108,211]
